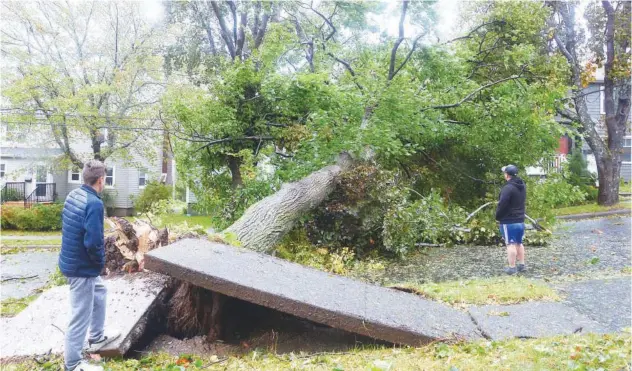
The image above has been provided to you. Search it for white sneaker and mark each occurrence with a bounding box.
[86,329,121,353]
[74,360,103,371]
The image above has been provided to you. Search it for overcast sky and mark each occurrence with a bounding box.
[139,0,463,42]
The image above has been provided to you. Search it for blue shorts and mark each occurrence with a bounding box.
[500,223,525,245]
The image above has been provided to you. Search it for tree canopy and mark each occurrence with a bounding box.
[1,1,165,168]
[160,0,568,216]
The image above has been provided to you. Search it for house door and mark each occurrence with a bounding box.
[35,166,48,198]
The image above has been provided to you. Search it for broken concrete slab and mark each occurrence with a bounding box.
[1,251,59,299]
[469,302,607,340]
[145,239,482,346]
[555,278,632,332]
[0,272,169,360]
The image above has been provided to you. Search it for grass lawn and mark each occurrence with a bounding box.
[1,239,61,247]
[554,201,632,216]
[0,230,61,237]
[390,276,559,306]
[0,295,38,317]
[3,332,630,370]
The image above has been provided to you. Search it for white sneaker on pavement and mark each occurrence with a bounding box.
[86,329,121,353]
[73,360,104,371]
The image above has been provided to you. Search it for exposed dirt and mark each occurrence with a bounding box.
[145,335,237,358]
[146,317,385,357]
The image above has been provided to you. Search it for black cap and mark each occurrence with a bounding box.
[502,164,518,176]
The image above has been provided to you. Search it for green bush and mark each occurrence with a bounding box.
[1,204,63,230]
[1,188,23,202]
[566,149,597,201]
[528,175,587,212]
[382,190,467,255]
[133,182,171,213]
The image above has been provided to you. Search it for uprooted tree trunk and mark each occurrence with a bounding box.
[104,217,169,275]
[164,152,355,341]
[223,151,355,253]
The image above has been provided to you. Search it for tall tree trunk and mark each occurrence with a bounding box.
[223,152,354,253]
[227,156,243,188]
[550,1,630,206]
[596,154,621,206]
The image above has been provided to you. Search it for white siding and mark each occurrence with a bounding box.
[621,164,631,182]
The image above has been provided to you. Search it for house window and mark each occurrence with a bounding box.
[624,137,632,148]
[600,86,605,114]
[69,168,81,183]
[105,167,114,186]
[139,169,147,187]
[0,164,5,178]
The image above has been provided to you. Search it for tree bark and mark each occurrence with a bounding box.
[597,154,622,206]
[227,155,243,188]
[223,152,354,253]
[550,1,630,206]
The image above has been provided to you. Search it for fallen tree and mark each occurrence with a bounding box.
[224,152,354,253]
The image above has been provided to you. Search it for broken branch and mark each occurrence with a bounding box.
[421,67,527,111]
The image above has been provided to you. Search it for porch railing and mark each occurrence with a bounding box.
[1,182,27,205]
[25,183,57,208]
[1,182,56,207]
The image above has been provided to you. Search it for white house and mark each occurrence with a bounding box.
[526,79,631,182]
[0,123,175,216]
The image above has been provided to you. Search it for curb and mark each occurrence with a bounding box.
[556,209,631,220]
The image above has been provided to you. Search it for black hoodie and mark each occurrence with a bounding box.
[495,176,526,224]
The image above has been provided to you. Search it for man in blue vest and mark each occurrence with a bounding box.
[59,160,119,371]
[496,164,527,275]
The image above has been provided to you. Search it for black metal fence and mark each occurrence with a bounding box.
[1,182,56,207]
[1,182,26,204]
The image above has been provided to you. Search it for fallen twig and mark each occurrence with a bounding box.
[465,202,495,223]
[1,275,37,282]
[415,243,443,248]
[202,357,228,368]
[51,323,65,335]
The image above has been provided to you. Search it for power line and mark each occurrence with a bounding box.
[0,110,155,122]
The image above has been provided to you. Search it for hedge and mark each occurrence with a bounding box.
[1,204,63,231]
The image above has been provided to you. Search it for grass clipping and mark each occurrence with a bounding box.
[390,276,559,307]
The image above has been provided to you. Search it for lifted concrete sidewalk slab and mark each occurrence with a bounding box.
[145,239,482,346]
[0,272,169,361]
[469,302,607,340]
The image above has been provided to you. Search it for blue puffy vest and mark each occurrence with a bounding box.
[58,185,105,277]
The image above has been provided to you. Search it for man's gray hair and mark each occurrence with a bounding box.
[83,160,106,185]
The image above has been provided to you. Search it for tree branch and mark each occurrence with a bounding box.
[197,136,274,151]
[441,20,504,45]
[422,67,527,111]
[443,120,471,125]
[210,1,236,59]
[255,8,269,49]
[309,3,337,41]
[327,52,364,91]
[391,32,425,80]
[235,10,247,59]
[556,107,579,122]
[388,1,408,80]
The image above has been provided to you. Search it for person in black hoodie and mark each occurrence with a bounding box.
[495,164,526,275]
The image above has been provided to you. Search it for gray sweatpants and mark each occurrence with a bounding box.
[64,276,107,370]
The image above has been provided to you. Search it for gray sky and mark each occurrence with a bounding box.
[141,0,462,43]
